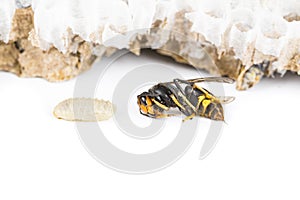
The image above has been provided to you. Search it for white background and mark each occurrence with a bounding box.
[1,51,300,199]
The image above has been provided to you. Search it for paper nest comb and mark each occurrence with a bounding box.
[1,0,300,90]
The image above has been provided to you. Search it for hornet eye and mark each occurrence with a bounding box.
[140,96,147,105]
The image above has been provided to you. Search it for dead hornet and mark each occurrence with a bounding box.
[137,77,235,122]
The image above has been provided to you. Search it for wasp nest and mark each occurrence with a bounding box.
[1,0,300,90]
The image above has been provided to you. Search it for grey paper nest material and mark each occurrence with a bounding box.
[1,0,300,90]
[0,7,97,81]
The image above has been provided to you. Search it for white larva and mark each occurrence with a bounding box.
[53,98,113,122]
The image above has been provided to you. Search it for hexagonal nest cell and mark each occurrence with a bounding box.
[1,0,300,90]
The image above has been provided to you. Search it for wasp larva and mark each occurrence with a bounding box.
[53,98,113,122]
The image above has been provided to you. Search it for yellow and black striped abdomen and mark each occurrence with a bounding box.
[198,99,224,121]
[186,86,224,121]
